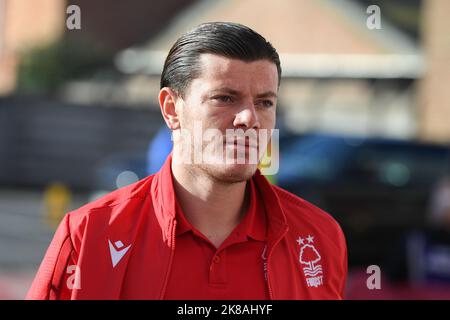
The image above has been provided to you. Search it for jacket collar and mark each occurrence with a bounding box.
[150,153,177,245]
[150,153,289,247]
[252,169,289,245]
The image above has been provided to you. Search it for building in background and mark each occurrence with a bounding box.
[109,0,426,141]
[0,0,197,95]
[3,0,448,143]
[0,0,65,94]
[419,0,450,143]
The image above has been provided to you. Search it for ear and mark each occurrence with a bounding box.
[159,87,181,130]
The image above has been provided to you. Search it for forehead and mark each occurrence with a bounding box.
[190,53,278,93]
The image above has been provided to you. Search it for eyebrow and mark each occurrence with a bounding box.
[255,91,278,99]
[210,87,278,99]
[210,88,240,96]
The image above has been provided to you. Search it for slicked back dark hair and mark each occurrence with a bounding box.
[160,22,282,97]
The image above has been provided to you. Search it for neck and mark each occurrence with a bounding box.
[171,161,250,248]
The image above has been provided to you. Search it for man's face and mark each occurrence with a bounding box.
[173,53,278,183]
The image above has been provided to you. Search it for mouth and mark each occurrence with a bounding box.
[225,140,258,149]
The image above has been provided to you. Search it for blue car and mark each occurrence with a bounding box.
[276,133,450,267]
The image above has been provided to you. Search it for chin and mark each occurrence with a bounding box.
[202,163,258,184]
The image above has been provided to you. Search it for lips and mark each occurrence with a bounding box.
[226,140,258,149]
[222,134,256,146]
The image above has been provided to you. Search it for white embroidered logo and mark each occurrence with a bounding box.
[108,240,131,268]
[297,235,324,288]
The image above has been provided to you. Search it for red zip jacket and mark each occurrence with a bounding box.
[26,154,347,300]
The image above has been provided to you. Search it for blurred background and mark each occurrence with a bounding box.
[0,0,449,299]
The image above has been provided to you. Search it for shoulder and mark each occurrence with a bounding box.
[272,184,346,245]
[272,185,347,298]
[65,175,155,239]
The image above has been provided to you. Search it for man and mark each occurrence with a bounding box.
[27,22,347,300]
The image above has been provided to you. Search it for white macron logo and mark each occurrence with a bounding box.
[108,240,131,268]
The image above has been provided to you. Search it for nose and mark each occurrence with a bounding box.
[233,103,261,129]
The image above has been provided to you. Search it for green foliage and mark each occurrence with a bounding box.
[17,37,111,94]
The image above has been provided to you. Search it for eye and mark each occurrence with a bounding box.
[258,100,274,108]
[214,95,234,103]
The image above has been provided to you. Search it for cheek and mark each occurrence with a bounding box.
[179,105,233,134]
[178,102,204,129]
[203,108,236,130]
[258,109,276,129]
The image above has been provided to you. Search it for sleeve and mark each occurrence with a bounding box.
[25,214,77,300]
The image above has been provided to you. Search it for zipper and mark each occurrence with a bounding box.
[266,225,289,300]
[159,219,177,299]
